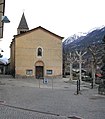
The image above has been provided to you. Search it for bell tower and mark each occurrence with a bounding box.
[17,12,29,35]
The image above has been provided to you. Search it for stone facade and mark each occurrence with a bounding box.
[10,27,62,78]
[10,13,63,78]
[10,14,63,78]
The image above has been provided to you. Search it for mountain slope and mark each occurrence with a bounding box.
[63,26,105,53]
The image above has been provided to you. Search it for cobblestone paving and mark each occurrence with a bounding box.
[0,77,105,119]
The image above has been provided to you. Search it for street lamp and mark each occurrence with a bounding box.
[0,15,10,57]
[0,0,10,58]
[0,15,10,37]
[1,15,10,23]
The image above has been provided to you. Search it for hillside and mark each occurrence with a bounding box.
[63,26,105,72]
[63,26,105,53]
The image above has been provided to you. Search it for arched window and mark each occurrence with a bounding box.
[37,48,42,56]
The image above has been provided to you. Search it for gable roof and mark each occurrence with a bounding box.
[18,12,29,29]
[15,26,64,40]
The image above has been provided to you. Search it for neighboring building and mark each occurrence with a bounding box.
[10,13,64,78]
[0,0,5,38]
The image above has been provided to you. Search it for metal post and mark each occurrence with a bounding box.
[78,79,80,91]
[52,77,53,90]
[39,79,40,88]
[91,78,93,89]
[77,80,79,94]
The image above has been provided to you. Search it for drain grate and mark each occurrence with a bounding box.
[64,87,69,88]
[0,100,6,104]
[90,95,105,100]
[68,116,82,119]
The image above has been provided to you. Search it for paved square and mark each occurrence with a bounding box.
[0,77,105,119]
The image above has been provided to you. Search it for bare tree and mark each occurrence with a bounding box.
[76,50,87,82]
[88,44,101,86]
[100,36,105,84]
[67,52,77,81]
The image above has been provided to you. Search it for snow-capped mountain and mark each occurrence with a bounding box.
[64,32,87,45]
[87,25,105,34]
[63,26,105,53]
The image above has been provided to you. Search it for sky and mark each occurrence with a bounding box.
[1,0,105,59]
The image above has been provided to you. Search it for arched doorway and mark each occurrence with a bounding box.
[35,61,44,79]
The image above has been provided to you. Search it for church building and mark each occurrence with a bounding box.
[10,13,64,78]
